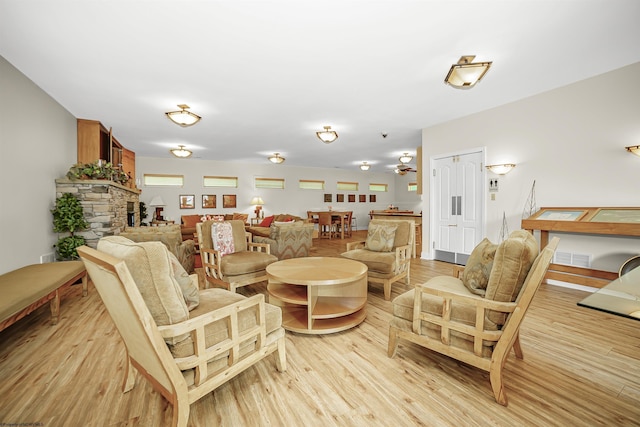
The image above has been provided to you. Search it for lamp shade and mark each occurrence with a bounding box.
[398,153,413,163]
[149,196,165,206]
[170,145,192,158]
[486,164,516,175]
[445,56,492,89]
[268,153,285,164]
[626,145,640,157]
[165,104,201,127]
[250,196,265,206]
[316,126,338,143]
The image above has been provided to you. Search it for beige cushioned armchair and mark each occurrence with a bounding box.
[78,237,286,427]
[341,219,414,300]
[196,220,278,293]
[388,231,559,406]
[252,221,314,260]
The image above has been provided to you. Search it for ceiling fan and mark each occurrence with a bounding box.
[394,162,417,175]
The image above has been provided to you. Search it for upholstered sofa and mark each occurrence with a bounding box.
[251,221,315,260]
[181,213,249,241]
[120,224,196,273]
[246,214,308,238]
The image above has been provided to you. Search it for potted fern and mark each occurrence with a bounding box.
[52,193,89,260]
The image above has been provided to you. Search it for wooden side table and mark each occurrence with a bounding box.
[266,257,367,334]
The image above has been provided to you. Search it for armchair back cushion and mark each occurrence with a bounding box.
[120,224,195,273]
[200,220,248,253]
[97,236,190,344]
[485,230,538,325]
[253,222,314,259]
[365,222,398,252]
[462,238,498,297]
[368,219,412,250]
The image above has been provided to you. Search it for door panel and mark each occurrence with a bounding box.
[431,150,484,264]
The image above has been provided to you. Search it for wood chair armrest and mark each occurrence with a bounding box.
[248,242,271,254]
[394,244,412,272]
[346,240,366,251]
[452,264,465,278]
[201,248,223,281]
[416,282,517,313]
[158,294,268,385]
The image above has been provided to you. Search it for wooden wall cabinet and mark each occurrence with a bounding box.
[77,119,136,187]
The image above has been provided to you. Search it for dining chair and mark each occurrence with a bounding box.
[317,212,335,239]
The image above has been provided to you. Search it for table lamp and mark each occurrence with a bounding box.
[250,196,264,218]
[149,196,166,221]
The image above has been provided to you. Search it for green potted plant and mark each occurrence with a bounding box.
[51,193,89,260]
[66,160,129,185]
[139,201,148,226]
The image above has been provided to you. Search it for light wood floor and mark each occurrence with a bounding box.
[1,231,639,426]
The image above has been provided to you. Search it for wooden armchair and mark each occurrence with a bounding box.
[196,220,278,293]
[388,231,559,406]
[341,219,414,300]
[78,238,286,427]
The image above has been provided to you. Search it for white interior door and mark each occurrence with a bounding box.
[431,150,484,264]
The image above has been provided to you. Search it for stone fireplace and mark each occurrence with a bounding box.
[55,179,141,248]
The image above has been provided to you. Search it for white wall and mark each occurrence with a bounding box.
[0,56,77,273]
[136,156,421,230]
[421,62,640,271]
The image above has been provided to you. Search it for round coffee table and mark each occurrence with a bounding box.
[266,257,368,334]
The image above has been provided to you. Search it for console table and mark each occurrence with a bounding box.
[266,257,367,334]
[522,207,640,288]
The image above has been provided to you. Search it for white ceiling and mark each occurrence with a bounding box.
[2,1,640,173]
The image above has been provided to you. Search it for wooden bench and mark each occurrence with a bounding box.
[0,261,88,332]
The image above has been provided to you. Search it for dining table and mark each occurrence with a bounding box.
[307,211,352,239]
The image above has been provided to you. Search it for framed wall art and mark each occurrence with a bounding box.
[359,194,366,203]
[179,194,195,209]
[324,193,332,203]
[336,194,345,203]
[223,194,237,209]
[202,194,216,209]
[369,194,377,203]
[348,194,356,203]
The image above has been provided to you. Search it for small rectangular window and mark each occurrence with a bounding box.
[337,181,358,191]
[408,182,418,192]
[203,176,238,188]
[143,174,184,187]
[369,183,388,192]
[255,177,285,189]
[299,179,324,190]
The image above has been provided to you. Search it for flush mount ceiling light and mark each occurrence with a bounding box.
[486,163,516,175]
[445,55,492,89]
[360,162,370,171]
[398,153,413,164]
[165,104,201,127]
[169,145,192,158]
[316,125,338,144]
[625,145,640,157]
[268,153,285,164]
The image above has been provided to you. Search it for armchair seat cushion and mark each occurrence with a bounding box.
[221,251,278,276]
[341,248,396,275]
[169,288,282,359]
[391,276,497,357]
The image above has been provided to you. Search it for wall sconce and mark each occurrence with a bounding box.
[250,196,265,218]
[486,163,516,175]
[625,145,640,157]
[445,55,492,89]
[268,153,285,164]
[169,145,192,158]
[360,162,370,171]
[165,104,201,127]
[316,126,338,144]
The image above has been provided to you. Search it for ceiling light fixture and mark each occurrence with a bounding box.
[360,162,370,171]
[486,163,516,175]
[445,55,492,89]
[165,104,202,127]
[169,145,192,158]
[268,153,285,164]
[625,145,640,157]
[398,153,413,164]
[316,125,338,144]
